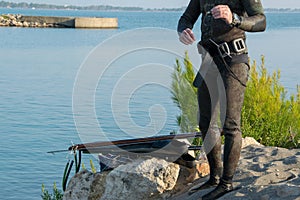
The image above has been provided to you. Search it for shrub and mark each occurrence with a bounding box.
[171,52,202,147]
[171,53,300,148]
[242,56,300,148]
[171,51,198,133]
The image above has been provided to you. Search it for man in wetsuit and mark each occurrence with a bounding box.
[178,0,266,199]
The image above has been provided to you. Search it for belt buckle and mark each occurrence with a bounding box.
[232,38,246,53]
[218,42,231,58]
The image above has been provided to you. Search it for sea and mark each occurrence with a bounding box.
[0,8,299,200]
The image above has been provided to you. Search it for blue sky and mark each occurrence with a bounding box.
[7,0,300,8]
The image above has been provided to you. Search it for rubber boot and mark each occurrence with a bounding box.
[188,132,222,195]
[201,133,242,199]
[201,179,233,200]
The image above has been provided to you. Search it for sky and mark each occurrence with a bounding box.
[6,0,300,9]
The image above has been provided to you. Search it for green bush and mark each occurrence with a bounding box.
[242,56,300,148]
[171,53,300,148]
[1,14,10,20]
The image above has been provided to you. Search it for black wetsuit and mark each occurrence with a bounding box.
[178,0,266,42]
[177,0,266,199]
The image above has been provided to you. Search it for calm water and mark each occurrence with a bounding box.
[0,8,299,199]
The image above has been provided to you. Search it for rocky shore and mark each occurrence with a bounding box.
[63,137,300,200]
[173,141,300,200]
[0,14,118,28]
[0,14,62,28]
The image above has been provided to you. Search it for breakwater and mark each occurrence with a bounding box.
[0,14,118,28]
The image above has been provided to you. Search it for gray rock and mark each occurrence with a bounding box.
[171,143,300,200]
[63,170,108,200]
[276,185,300,198]
[63,158,180,200]
[63,170,93,200]
[88,172,108,200]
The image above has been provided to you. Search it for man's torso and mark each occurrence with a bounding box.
[200,0,245,43]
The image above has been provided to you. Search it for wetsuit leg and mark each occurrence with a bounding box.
[202,62,249,200]
[194,68,223,192]
[221,62,249,183]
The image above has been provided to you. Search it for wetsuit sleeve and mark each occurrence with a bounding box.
[238,0,266,32]
[177,0,201,33]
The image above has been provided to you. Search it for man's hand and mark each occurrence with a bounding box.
[211,5,233,24]
[178,28,196,45]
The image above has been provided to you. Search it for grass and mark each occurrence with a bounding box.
[41,183,63,200]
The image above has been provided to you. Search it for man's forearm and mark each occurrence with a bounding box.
[238,0,266,32]
[238,14,266,32]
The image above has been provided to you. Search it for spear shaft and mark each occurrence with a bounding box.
[47,132,202,154]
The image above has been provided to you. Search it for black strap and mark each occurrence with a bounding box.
[201,39,247,87]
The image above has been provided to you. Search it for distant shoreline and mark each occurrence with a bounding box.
[1,1,300,13]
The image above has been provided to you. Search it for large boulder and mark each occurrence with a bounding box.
[63,157,181,200]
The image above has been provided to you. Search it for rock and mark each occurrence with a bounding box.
[16,21,23,27]
[100,157,180,200]
[10,20,17,26]
[169,143,300,200]
[0,14,55,28]
[62,138,300,200]
[185,162,210,183]
[16,14,22,19]
[63,170,93,200]
[63,158,182,200]
[63,170,108,200]
[29,22,35,27]
[23,21,29,27]
[89,172,108,200]
[276,185,300,198]
[242,137,263,148]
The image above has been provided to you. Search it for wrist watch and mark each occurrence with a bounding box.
[231,13,241,27]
